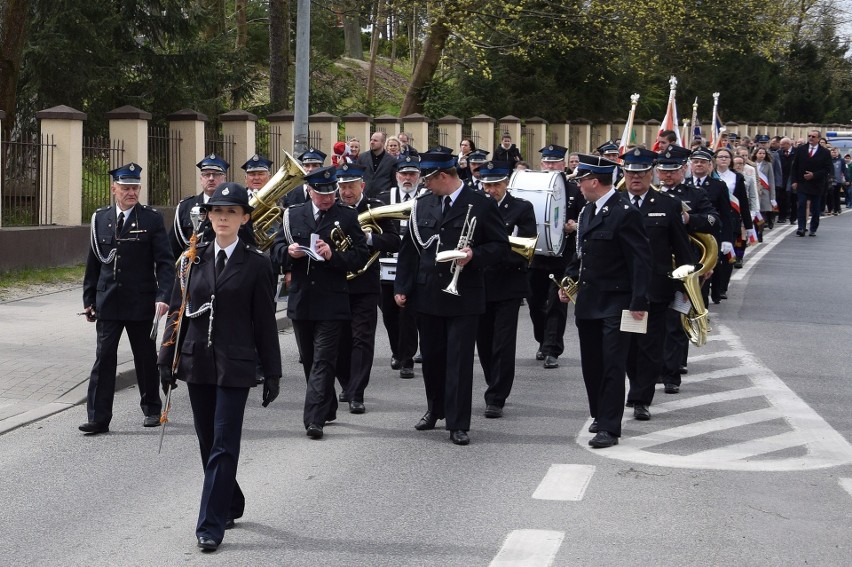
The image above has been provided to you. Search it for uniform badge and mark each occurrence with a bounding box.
[633,148,641,156]
[129,164,135,171]
[222,187,230,195]
[252,154,259,161]
[709,216,716,225]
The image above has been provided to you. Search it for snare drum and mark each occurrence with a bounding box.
[379,257,397,282]
[508,170,567,256]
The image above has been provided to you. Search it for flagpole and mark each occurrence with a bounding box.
[652,76,681,151]
[690,98,699,145]
[681,118,689,147]
[711,92,720,149]
[618,93,641,158]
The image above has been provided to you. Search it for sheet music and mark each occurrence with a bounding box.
[620,310,648,334]
[296,233,325,261]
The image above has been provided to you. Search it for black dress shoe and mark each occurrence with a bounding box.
[390,357,401,370]
[665,383,680,394]
[413,353,423,363]
[809,231,816,237]
[400,367,415,379]
[78,421,109,434]
[415,411,439,431]
[719,293,727,300]
[734,261,743,269]
[143,415,161,427]
[338,392,347,403]
[679,365,688,375]
[450,430,470,445]
[796,230,805,236]
[543,355,559,369]
[224,519,236,530]
[197,536,218,551]
[484,404,503,418]
[348,400,365,414]
[588,420,598,433]
[535,350,545,361]
[306,424,323,439]
[625,400,634,408]
[588,431,619,448]
[633,404,651,421]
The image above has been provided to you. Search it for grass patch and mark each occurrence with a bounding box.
[0,265,86,291]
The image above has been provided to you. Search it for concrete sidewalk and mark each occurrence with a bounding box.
[0,285,290,435]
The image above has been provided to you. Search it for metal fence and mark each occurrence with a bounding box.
[204,129,236,182]
[1,133,56,227]
[148,126,182,206]
[256,123,282,164]
[521,127,535,163]
[81,137,125,221]
[308,129,322,151]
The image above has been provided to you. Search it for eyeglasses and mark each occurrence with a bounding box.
[201,172,225,179]
[808,135,819,139]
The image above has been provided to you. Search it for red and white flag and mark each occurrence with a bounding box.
[651,76,682,152]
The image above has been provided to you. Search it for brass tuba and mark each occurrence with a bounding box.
[669,232,718,347]
[347,199,416,280]
[249,151,306,251]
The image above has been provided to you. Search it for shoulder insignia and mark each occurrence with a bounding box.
[96,206,109,212]
[708,216,716,225]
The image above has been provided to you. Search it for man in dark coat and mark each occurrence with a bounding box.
[356,131,398,198]
[620,148,696,421]
[334,164,400,413]
[272,167,369,439]
[376,156,422,379]
[791,129,834,236]
[170,154,256,257]
[80,163,174,434]
[656,145,721,393]
[494,133,523,168]
[394,151,509,446]
[476,161,537,418]
[561,155,652,449]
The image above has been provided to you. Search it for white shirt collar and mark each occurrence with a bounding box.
[445,182,465,206]
[214,237,240,261]
[115,204,134,217]
[593,188,617,214]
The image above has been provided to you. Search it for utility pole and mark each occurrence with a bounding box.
[293,0,310,155]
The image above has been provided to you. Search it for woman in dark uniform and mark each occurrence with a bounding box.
[158,182,282,552]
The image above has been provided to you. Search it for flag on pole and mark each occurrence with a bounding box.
[618,94,641,157]
[651,76,682,152]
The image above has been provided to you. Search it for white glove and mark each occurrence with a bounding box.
[770,200,777,208]
[720,241,733,255]
[747,228,758,242]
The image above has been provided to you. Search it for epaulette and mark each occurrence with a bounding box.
[244,243,266,256]
[415,191,431,200]
[338,202,356,210]
[140,204,158,212]
[290,202,309,209]
[95,206,110,213]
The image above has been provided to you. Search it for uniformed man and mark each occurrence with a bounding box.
[620,148,695,421]
[170,154,256,257]
[272,167,368,439]
[377,156,422,379]
[394,150,509,446]
[241,154,273,197]
[281,148,327,207]
[685,148,735,306]
[80,163,175,434]
[656,145,721,392]
[596,141,623,186]
[527,144,583,369]
[466,149,490,192]
[476,161,537,418]
[560,154,652,448]
[334,163,399,413]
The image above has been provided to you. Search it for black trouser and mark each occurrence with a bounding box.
[576,315,630,437]
[661,307,688,386]
[293,319,343,427]
[336,292,379,402]
[379,284,418,368]
[710,255,734,301]
[477,298,522,408]
[776,189,788,222]
[417,312,478,431]
[188,384,249,545]
[626,302,668,406]
[527,269,567,357]
[87,319,161,424]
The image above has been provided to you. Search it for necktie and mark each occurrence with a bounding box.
[403,193,411,202]
[315,209,324,224]
[116,212,125,235]
[632,195,641,208]
[695,177,702,187]
[216,250,227,279]
[809,146,815,157]
[443,195,452,215]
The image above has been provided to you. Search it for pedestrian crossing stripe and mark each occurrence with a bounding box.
[576,325,852,471]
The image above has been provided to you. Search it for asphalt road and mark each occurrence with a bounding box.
[1,213,851,566]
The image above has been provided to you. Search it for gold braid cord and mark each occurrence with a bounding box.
[162,233,198,348]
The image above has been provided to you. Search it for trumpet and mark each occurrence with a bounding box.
[330,221,353,251]
[436,204,476,296]
[549,273,578,303]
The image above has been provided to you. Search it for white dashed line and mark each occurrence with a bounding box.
[838,478,852,498]
[489,530,565,567]
[532,464,596,501]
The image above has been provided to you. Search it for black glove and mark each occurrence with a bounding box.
[262,376,280,407]
[159,365,178,395]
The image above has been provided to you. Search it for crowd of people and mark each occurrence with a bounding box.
[78,126,845,551]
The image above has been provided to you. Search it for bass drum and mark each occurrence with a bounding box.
[508,170,567,256]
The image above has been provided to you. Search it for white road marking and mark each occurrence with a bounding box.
[839,478,852,498]
[577,324,852,471]
[490,530,565,567]
[532,464,595,501]
[731,224,794,281]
